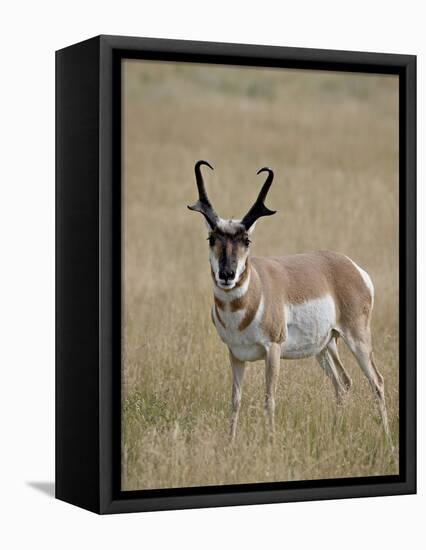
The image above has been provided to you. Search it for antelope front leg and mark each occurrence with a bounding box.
[265,343,281,441]
[229,349,246,442]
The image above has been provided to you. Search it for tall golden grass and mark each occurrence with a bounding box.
[121,60,399,491]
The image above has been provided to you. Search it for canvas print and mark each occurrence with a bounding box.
[121,60,399,491]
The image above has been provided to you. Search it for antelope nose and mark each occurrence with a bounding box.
[219,269,235,282]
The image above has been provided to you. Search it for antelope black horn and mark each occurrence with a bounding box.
[187,160,219,229]
[241,167,276,230]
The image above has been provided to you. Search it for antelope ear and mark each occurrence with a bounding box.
[204,218,212,232]
[247,221,257,235]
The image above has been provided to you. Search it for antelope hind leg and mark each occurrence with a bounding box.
[327,337,352,392]
[342,331,393,447]
[316,346,349,404]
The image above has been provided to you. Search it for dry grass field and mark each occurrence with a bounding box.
[121,60,399,491]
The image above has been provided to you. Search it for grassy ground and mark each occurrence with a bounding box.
[121,60,399,490]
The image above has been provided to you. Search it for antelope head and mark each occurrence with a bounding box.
[188,160,276,290]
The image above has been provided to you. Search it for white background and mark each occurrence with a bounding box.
[0,1,423,548]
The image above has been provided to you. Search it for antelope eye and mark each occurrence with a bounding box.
[244,237,251,247]
[208,235,215,247]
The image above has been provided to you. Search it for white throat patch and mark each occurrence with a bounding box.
[213,269,251,302]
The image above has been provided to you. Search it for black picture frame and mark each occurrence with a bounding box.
[56,35,416,514]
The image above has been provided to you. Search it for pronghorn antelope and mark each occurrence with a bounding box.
[188,160,391,443]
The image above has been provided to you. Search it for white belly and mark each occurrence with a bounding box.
[212,294,336,363]
[227,343,265,362]
[281,295,336,359]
